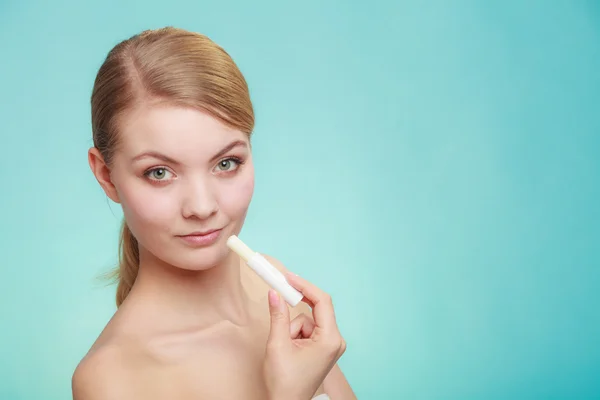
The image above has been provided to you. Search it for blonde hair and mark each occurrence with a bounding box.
[91,27,254,307]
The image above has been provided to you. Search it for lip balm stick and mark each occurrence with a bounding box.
[227,235,303,307]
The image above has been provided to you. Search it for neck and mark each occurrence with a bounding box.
[125,248,254,330]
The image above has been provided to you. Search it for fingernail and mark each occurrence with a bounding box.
[268,289,279,308]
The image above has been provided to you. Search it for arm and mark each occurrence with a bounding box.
[322,363,357,400]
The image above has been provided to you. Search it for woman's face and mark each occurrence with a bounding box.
[105,104,254,271]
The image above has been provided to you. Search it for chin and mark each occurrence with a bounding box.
[159,240,233,272]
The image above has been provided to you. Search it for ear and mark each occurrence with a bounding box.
[88,147,121,204]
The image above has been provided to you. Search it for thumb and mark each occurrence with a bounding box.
[267,289,290,346]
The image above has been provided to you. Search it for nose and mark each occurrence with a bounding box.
[181,177,219,220]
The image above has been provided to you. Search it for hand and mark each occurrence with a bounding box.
[263,273,346,400]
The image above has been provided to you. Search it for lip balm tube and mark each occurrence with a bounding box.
[227,235,303,307]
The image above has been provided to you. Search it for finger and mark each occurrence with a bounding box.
[285,273,337,332]
[301,297,315,309]
[289,313,315,339]
[266,289,291,346]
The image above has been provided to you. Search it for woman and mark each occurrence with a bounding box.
[72,26,356,400]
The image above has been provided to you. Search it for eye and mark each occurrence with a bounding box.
[215,157,243,173]
[145,167,174,181]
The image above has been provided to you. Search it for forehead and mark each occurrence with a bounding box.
[117,104,248,156]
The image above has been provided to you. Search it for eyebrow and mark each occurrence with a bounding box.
[131,140,248,165]
[209,140,248,163]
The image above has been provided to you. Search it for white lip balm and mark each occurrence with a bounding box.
[227,235,303,307]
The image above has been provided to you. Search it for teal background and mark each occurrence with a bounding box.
[1,0,599,399]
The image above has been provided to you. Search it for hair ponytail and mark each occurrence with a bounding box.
[115,220,140,307]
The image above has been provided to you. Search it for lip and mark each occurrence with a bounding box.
[182,229,220,236]
[177,229,222,247]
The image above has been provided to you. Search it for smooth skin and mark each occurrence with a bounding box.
[72,103,356,399]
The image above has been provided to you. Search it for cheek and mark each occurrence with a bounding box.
[218,173,254,217]
[118,179,177,233]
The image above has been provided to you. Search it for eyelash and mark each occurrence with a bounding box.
[143,156,246,183]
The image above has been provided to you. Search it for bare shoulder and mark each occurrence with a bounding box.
[72,334,240,400]
[260,253,290,275]
[72,342,134,399]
